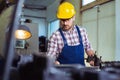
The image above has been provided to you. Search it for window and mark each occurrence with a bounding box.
[82,0,95,6]
[48,20,59,38]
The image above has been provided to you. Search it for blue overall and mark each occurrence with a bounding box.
[57,26,85,65]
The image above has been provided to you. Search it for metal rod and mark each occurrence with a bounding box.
[96,5,100,55]
[2,0,24,80]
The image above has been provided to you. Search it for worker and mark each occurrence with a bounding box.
[47,2,95,66]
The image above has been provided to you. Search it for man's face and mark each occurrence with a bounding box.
[60,16,75,31]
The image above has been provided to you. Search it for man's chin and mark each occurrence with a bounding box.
[62,28,68,31]
[62,27,72,31]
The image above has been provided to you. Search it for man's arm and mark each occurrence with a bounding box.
[81,28,95,66]
[47,32,60,65]
[85,50,95,66]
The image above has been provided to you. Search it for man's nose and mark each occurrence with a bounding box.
[63,20,68,25]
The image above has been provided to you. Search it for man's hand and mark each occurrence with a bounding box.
[89,60,94,66]
[86,54,101,66]
[55,61,60,65]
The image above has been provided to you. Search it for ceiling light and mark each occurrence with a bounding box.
[15,25,32,40]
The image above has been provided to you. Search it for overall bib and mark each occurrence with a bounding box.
[57,26,85,65]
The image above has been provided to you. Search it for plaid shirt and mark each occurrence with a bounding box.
[47,26,93,58]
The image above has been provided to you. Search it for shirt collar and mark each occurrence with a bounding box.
[62,25,76,33]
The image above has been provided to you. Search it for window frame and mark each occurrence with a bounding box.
[80,0,114,12]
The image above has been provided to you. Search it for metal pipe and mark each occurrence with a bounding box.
[2,0,24,80]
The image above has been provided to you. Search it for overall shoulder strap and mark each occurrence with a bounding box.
[75,25,82,42]
[58,28,67,45]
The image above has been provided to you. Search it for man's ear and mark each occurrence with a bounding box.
[72,15,75,21]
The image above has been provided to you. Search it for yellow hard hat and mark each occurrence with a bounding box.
[57,2,76,19]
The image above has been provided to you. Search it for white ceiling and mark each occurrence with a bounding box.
[24,0,56,10]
